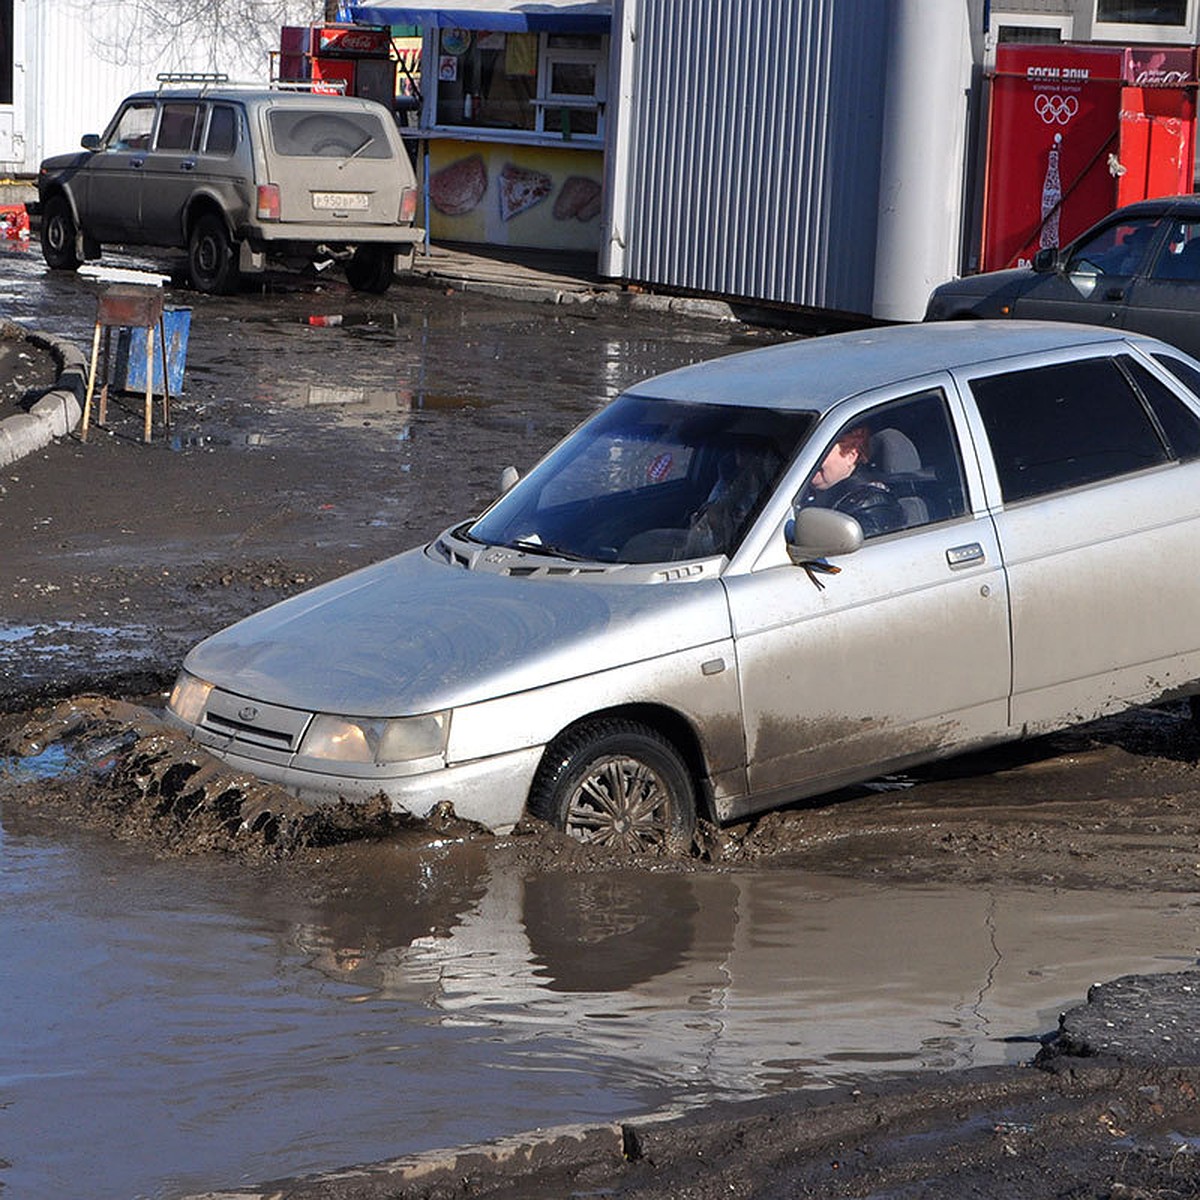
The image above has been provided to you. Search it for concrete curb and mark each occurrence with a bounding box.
[0,324,86,468]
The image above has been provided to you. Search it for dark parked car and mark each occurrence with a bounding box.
[926,196,1200,358]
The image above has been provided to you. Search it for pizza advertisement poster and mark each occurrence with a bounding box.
[426,140,604,251]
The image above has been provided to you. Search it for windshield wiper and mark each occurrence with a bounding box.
[337,136,375,170]
[506,538,588,562]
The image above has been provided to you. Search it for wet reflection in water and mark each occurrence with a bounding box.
[1,802,1197,1200]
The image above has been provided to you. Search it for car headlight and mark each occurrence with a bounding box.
[299,712,449,764]
[168,671,213,724]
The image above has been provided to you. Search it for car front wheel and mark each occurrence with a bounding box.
[188,214,239,294]
[345,246,395,294]
[41,195,81,270]
[529,718,697,854]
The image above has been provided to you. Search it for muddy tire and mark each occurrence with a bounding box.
[188,213,239,294]
[529,718,696,853]
[345,246,395,294]
[41,194,81,271]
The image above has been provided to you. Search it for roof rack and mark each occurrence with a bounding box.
[153,72,350,96]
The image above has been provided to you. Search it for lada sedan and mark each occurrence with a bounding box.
[926,196,1200,359]
[166,322,1200,852]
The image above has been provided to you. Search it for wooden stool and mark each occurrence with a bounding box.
[81,286,171,443]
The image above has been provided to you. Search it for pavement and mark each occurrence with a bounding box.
[0,175,746,468]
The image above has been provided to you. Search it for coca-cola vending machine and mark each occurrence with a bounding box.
[980,43,1198,272]
[277,24,396,106]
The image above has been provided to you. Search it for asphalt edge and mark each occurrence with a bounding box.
[0,320,85,468]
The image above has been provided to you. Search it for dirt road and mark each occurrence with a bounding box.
[4,293,1200,1199]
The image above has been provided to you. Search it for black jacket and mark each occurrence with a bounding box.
[804,469,904,538]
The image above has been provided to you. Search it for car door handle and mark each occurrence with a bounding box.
[130,157,145,168]
[180,160,196,171]
[946,542,986,569]
[1104,286,1125,301]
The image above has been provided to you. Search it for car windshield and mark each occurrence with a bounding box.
[467,395,815,563]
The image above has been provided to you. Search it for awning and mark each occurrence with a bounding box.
[337,1,612,32]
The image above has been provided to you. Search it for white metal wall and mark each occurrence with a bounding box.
[604,0,892,316]
[3,0,319,174]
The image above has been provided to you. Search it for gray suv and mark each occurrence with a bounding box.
[36,79,423,294]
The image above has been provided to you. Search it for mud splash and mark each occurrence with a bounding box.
[0,696,482,859]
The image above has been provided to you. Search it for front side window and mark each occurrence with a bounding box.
[467,396,814,563]
[970,357,1170,503]
[268,109,391,158]
[1144,354,1200,458]
[1067,218,1163,278]
[107,103,156,152]
[799,390,968,539]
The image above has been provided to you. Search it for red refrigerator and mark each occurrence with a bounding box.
[981,43,1197,272]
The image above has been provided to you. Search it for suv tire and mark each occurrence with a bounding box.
[345,246,395,294]
[188,213,239,294]
[41,194,81,271]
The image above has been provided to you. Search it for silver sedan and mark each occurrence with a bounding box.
[167,321,1200,852]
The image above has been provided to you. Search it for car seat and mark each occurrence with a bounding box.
[870,428,929,527]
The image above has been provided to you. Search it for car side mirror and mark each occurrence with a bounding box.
[786,506,863,564]
[80,133,102,151]
[1032,247,1057,273]
[498,466,519,495]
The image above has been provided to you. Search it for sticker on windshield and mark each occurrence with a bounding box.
[647,452,673,482]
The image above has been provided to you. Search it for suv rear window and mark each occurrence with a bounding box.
[267,109,392,159]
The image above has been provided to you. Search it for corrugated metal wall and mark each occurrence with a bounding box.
[611,0,891,315]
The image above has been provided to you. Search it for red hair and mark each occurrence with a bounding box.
[836,426,871,462]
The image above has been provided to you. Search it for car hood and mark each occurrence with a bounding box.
[182,545,732,716]
[933,267,1033,297]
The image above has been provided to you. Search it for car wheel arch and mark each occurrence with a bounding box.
[530,701,716,823]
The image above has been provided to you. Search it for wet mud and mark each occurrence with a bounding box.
[6,249,1200,1198]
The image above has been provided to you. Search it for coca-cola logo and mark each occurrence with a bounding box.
[1132,69,1190,86]
[321,30,388,54]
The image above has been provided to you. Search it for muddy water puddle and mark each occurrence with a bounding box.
[1,794,1198,1200]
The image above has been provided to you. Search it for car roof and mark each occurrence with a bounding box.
[624,320,1152,414]
[123,88,384,109]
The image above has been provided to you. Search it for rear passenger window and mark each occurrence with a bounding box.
[1122,356,1200,462]
[204,105,237,155]
[156,103,203,152]
[970,358,1169,503]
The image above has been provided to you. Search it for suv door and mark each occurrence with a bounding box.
[723,385,1011,814]
[81,100,157,242]
[963,351,1200,731]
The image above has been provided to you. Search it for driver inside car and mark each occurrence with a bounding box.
[800,425,905,538]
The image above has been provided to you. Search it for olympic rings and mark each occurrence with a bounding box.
[1034,94,1078,125]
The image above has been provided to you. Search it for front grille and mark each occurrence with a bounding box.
[200,689,313,754]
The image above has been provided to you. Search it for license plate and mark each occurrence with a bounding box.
[312,192,369,211]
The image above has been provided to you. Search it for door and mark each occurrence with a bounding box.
[139,100,205,246]
[80,101,155,241]
[964,351,1200,732]
[1011,212,1167,331]
[1119,215,1200,359]
[724,388,1012,815]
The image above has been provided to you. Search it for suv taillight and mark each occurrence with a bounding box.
[256,185,280,221]
[399,186,417,223]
